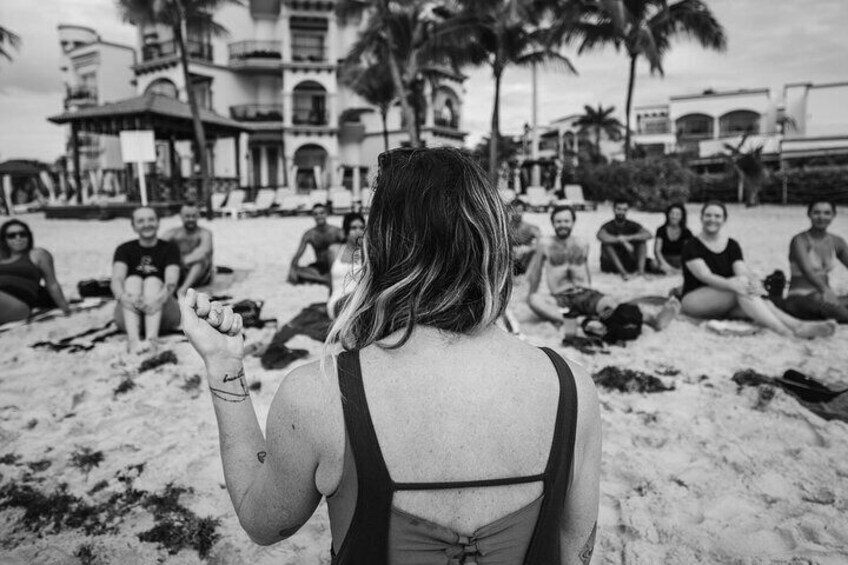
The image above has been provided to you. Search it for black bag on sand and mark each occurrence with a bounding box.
[78,278,113,298]
[601,304,643,343]
[231,299,264,328]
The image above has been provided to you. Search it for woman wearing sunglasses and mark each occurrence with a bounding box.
[0,219,71,324]
[181,148,601,564]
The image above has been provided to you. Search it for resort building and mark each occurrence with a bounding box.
[125,0,466,194]
[631,82,848,168]
[57,25,136,193]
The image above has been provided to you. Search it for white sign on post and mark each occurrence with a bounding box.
[119,131,157,206]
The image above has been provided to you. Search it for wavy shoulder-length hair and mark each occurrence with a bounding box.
[327,147,513,351]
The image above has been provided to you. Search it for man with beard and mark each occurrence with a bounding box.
[162,203,214,297]
[287,203,344,287]
[111,206,181,353]
[527,205,678,341]
[508,199,542,276]
[597,199,653,280]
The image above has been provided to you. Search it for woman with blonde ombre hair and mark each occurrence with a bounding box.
[181,147,601,564]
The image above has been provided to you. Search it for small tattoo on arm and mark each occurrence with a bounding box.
[579,522,597,564]
[223,367,245,383]
[209,367,249,402]
[257,451,266,463]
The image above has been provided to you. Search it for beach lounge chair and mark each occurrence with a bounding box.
[273,188,300,215]
[221,189,246,219]
[209,192,228,217]
[329,188,353,214]
[524,187,553,212]
[307,189,329,209]
[241,188,277,217]
[562,184,597,211]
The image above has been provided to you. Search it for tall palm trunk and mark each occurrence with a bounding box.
[624,53,637,161]
[594,125,601,163]
[488,67,503,186]
[175,7,211,218]
[380,107,389,152]
[381,0,419,148]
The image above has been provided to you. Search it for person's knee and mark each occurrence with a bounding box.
[142,277,164,298]
[124,275,143,293]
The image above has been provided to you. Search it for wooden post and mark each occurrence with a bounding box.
[71,122,82,204]
[234,134,241,188]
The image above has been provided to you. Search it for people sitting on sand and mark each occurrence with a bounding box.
[161,203,214,297]
[680,201,835,339]
[0,219,71,325]
[528,205,680,341]
[597,199,653,279]
[326,211,365,319]
[287,203,345,287]
[654,203,693,274]
[508,199,542,275]
[111,206,182,353]
[779,200,848,323]
[180,147,600,562]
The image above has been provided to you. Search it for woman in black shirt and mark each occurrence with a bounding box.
[681,201,835,339]
[654,203,693,273]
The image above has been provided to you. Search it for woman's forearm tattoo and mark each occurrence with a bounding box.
[209,367,249,402]
[579,522,597,564]
[257,451,267,463]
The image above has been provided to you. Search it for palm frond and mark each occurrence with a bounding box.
[0,25,22,62]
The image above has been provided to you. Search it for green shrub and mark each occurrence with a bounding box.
[578,157,692,211]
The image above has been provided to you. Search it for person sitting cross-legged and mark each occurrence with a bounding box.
[161,203,214,297]
[111,206,181,353]
[287,203,345,287]
[597,199,653,280]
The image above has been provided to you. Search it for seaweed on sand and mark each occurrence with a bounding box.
[69,447,104,476]
[138,483,221,558]
[138,350,178,373]
[593,366,675,394]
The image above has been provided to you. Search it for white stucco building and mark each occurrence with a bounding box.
[126,0,466,193]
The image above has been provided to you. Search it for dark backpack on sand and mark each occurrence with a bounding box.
[602,304,643,343]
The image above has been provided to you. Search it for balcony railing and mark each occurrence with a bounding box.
[230,103,284,122]
[292,108,328,126]
[290,42,326,63]
[434,115,459,129]
[229,40,282,61]
[65,85,97,104]
[142,39,213,63]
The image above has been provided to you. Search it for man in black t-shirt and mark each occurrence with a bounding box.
[597,199,653,280]
[110,206,182,353]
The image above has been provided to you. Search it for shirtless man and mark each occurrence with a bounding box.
[287,203,345,286]
[597,199,653,280]
[111,206,181,353]
[527,205,678,340]
[162,203,214,297]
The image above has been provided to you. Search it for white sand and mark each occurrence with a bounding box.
[1,203,847,564]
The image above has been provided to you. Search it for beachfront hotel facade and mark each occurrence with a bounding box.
[57,25,137,191]
[123,0,466,194]
[630,81,848,168]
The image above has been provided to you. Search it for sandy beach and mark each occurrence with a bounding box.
[1,203,847,564]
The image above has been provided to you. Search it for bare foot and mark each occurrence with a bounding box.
[129,340,151,355]
[621,273,632,281]
[794,321,836,340]
[650,297,681,331]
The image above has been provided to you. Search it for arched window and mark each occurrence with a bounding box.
[293,144,329,191]
[145,78,178,98]
[719,110,760,137]
[433,86,460,129]
[675,113,714,139]
[292,81,327,125]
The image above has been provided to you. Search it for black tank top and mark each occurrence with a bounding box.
[331,347,578,564]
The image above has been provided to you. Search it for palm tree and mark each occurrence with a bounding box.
[574,103,624,162]
[340,62,396,151]
[565,0,726,159]
[116,0,240,218]
[0,25,21,62]
[724,134,765,207]
[437,0,577,184]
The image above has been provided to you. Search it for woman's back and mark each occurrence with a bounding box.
[326,326,589,564]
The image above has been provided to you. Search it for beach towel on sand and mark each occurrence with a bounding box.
[261,302,331,370]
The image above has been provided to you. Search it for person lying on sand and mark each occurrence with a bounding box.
[161,203,214,297]
[326,211,365,320]
[527,205,680,341]
[111,207,181,354]
[0,219,71,325]
[287,203,345,287]
[778,200,848,324]
[680,200,835,339]
[597,199,654,280]
[181,147,601,563]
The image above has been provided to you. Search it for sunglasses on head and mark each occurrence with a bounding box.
[5,231,28,240]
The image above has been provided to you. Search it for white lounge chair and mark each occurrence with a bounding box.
[240,188,277,217]
[523,187,553,212]
[221,189,246,219]
[209,192,228,217]
[498,188,517,203]
[329,188,353,214]
[562,184,597,211]
[307,189,329,210]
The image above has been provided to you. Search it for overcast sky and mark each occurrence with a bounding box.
[1,0,847,162]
